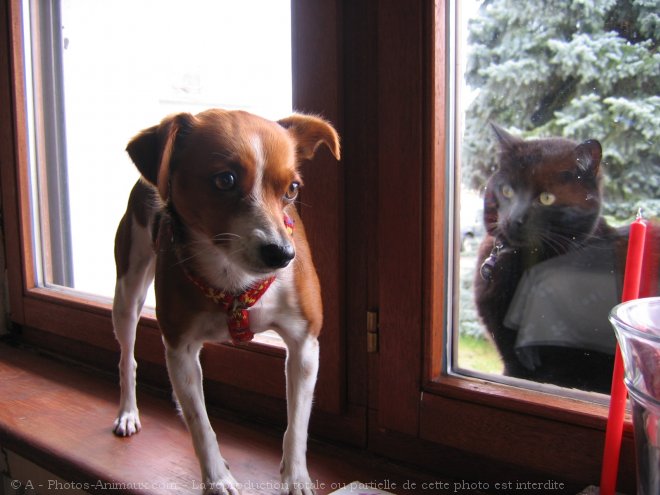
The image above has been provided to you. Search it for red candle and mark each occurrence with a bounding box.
[600,209,647,495]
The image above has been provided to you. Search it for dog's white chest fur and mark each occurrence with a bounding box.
[192,273,307,343]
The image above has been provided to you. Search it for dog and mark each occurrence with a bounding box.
[111,108,340,495]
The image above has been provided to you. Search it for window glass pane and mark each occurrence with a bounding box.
[452,0,660,397]
[25,0,292,305]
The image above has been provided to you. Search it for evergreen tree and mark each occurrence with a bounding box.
[463,0,660,218]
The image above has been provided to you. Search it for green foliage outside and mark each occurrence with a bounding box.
[462,0,660,220]
[457,333,504,374]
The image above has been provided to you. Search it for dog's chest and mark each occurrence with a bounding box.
[190,277,306,343]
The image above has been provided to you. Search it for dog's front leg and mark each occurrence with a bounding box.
[280,335,319,495]
[165,342,240,495]
[112,218,155,437]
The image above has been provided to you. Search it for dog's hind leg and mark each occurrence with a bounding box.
[112,210,155,437]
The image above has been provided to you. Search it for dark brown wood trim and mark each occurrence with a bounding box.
[20,293,288,400]
[425,374,631,431]
[1,0,30,324]
[23,286,286,356]
[341,0,380,413]
[375,0,426,437]
[367,407,614,494]
[282,0,346,416]
[419,392,636,493]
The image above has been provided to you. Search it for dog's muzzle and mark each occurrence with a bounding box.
[260,242,295,268]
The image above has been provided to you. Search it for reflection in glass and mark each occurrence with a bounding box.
[472,128,625,393]
[453,0,660,394]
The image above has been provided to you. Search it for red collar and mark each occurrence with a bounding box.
[180,214,295,344]
[184,272,276,344]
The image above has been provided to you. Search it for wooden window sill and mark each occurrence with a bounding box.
[0,341,456,495]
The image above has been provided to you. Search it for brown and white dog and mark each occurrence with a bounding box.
[111,109,340,495]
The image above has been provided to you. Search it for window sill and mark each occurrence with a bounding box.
[0,341,453,495]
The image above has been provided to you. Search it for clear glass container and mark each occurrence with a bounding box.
[610,297,660,495]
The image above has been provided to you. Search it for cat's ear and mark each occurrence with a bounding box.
[491,123,523,152]
[574,139,602,177]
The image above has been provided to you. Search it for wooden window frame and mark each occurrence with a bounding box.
[370,0,636,491]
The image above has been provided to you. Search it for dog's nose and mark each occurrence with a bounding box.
[260,243,295,268]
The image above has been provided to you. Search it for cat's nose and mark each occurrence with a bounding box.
[506,215,527,243]
[510,208,528,230]
[513,217,527,230]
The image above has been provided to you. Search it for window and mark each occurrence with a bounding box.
[451,0,660,398]
[4,0,347,427]
[21,0,294,351]
[25,0,292,302]
[371,1,638,489]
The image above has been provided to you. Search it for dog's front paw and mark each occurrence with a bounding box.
[113,410,141,437]
[203,473,241,495]
[280,464,316,495]
[280,477,316,495]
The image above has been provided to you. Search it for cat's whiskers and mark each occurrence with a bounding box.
[537,226,613,256]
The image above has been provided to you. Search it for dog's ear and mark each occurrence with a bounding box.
[278,114,341,161]
[126,113,195,200]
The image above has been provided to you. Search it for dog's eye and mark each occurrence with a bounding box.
[214,171,237,191]
[284,182,300,202]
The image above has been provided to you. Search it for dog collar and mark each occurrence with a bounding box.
[182,214,295,344]
[185,273,276,343]
[479,240,504,282]
[479,236,517,282]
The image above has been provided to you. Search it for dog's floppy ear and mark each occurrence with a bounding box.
[278,114,341,161]
[126,112,195,200]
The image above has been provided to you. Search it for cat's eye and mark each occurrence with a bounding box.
[501,184,514,199]
[539,192,556,206]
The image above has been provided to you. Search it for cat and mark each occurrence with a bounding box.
[473,125,627,393]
